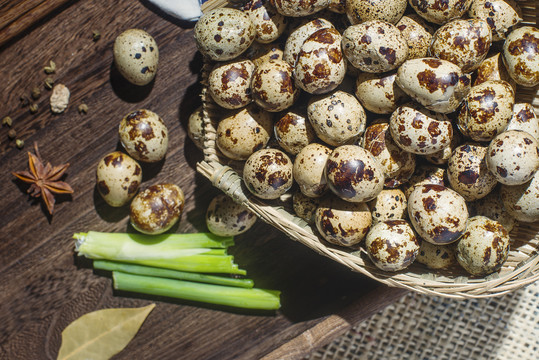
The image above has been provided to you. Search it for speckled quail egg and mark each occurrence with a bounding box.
[194,8,256,61]
[395,58,471,114]
[295,27,346,94]
[307,90,366,146]
[408,184,468,245]
[396,14,435,59]
[130,184,184,235]
[271,0,330,17]
[113,29,159,86]
[187,106,205,150]
[354,72,409,114]
[252,60,299,112]
[389,103,453,155]
[283,18,334,66]
[315,196,372,246]
[293,191,321,224]
[473,53,516,90]
[409,0,473,25]
[486,130,539,185]
[216,105,273,160]
[345,0,407,25]
[119,109,168,163]
[206,194,257,236]
[244,42,284,67]
[274,110,317,155]
[468,0,523,41]
[243,0,287,44]
[365,220,420,271]
[243,148,294,199]
[328,0,346,13]
[456,216,510,276]
[457,81,515,142]
[507,103,539,140]
[500,170,539,222]
[362,121,416,188]
[429,19,492,72]
[368,189,408,224]
[425,127,462,165]
[403,165,446,199]
[96,151,142,207]
[293,143,331,197]
[325,145,385,202]
[447,143,498,201]
[468,190,516,232]
[342,20,408,73]
[503,26,539,87]
[416,241,457,270]
[208,59,255,109]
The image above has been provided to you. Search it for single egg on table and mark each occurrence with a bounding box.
[206,194,257,237]
[96,151,142,207]
[113,29,158,86]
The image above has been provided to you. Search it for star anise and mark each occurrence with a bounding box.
[12,142,74,215]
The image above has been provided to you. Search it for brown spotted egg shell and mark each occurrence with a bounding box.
[345,0,408,25]
[425,127,462,165]
[416,241,457,270]
[208,59,255,110]
[274,110,317,155]
[474,53,517,90]
[409,0,473,25]
[396,14,434,59]
[500,170,539,222]
[283,18,334,66]
[206,194,257,236]
[325,145,385,203]
[447,143,498,201]
[408,184,468,245]
[130,184,184,235]
[456,216,510,276]
[402,165,445,199]
[368,189,408,224]
[503,26,539,87]
[293,191,321,224]
[271,0,330,17]
[328,0,346,13]
[194,8,256,61]
[429,19,492,72]
[216,105,273,161]
[307,90,366,146]
[468,0,523,41]
[96,151,142,207]
[365,220,420,272]
[187,106,205,150]
[113,29,159,86]
[486,130,539,186]
[119,109,168,163]
[354,71,409,114]
[293,143,331,198]
[507,103,539,140]
[341,20,408,73]
[362,121,416,188]
[389,104,453,155]
[295,27,346,95]
[252,60,299,112]
[395,58,471,114]
[243,0,287,44]
[243,148,294,199]
[468,191,516,233]
[244,42,284,67]
[315,196,372,246]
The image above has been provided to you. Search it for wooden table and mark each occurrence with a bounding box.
[0,1,405,358]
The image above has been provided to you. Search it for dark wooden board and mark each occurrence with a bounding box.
[0,1,405,359]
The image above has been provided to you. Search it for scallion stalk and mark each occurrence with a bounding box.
[112,271,281,310]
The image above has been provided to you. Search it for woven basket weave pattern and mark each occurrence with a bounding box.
[197,0,539,299]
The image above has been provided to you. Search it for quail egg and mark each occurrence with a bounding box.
[245,42,284,67]
[409,0,473,25]
[187,106,205,150]
[293,191,321,224]
[119,109,169,163]
[315,196,372,246]
[354,72,409,114]
[468,190,516,232]
[283,18,334,66]
[328,0,346,13]
[307,90,366,146]
[402,165,446,199]
[486,130,539,185]
[396,14,435,59]
[194,8,256,61]
[243,0,288,44]
[130,184,185,235]
[216,105,273,161]
[243,148,294,199]
[457,80,514,142]
[425,127,462,165]
[113,29,159,86]
[271,0,330,17]
[365,220,420,272]
[416,241,457,270]
[468,0,523,41]
[500,171,539,222]
[447,143,498,201]
[96,151,142,207]
[208,59,256,109]
[325,145,385,202]
[252,60,299,112]
[456,216,510,276]
[507,103,539,140]
[206,194,257,236]
[345,0,407,25]
[293,143,331,197]
[503,26,539,87]
[274,110,317,155]
[474,53,517,90]
[408,184,468,245]
[368,189,408,224]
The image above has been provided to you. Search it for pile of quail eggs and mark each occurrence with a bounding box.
[191,0,539,277]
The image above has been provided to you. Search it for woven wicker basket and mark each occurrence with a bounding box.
[196,0,539,299]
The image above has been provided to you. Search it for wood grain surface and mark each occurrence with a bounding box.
[0,1,404,359]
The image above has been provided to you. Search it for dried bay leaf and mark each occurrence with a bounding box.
[57,303,155,360]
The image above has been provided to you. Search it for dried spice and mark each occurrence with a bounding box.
[16,139,24,149]
[44,77,54,90]
[12,142,74,215]
[78,103,88,114]
[57,304,155,360]
[8,129,16,139]
[31,86,41,99]
[29,104,38,114]
[2,116,12,127]
[92,30,101,42]
[44,60,56,74]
